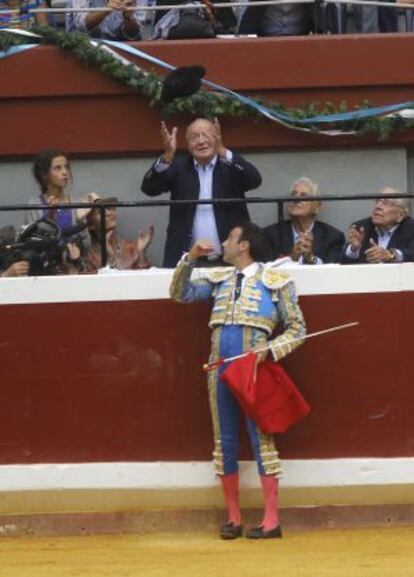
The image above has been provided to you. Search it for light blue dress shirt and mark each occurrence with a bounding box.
[156,150,233,257]
[191,156,222,256]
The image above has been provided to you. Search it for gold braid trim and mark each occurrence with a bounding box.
[261,268,293,292]
[169,258,194,302]
[269,282,306,361]
[208,328,225,475]
[257,430,282,476]
[198,267,234,284]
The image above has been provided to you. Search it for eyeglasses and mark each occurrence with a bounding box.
[375,198,401,208]
[187,131,214,143]
[289,192,317,203]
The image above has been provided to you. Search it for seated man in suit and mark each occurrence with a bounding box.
[352,1,397,34]
[141,118,262,268]
[342,187,414,264]
[264,177,345,264]
[152,0,237,35]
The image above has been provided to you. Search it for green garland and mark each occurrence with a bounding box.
[1,26,414,140]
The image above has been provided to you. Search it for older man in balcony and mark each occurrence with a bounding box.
[264,177,345,265]
[342,187,414,264]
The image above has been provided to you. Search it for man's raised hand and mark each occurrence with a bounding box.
[161,122,177,164]
[213,117,228,159]
[1,261,29,277]
[365,238,391,263]
[188,240,216,261]
[347,225,365,250]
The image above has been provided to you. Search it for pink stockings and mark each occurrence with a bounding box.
[220,473,241,526]
[220,473,279,529]
[260,474,279,530]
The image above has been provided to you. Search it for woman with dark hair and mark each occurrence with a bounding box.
[25,149,93,273]
[26,149,90,228]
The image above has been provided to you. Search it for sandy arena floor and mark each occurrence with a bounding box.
[0,527,413,577]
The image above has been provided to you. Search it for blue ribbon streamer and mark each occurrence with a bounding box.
[106,40,414,127]
[0,42,37,59]
[1,30,413,130]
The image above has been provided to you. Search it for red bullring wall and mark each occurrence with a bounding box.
[0,266,412,466]
[2,34,414,157]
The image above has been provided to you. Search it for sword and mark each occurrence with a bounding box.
[202,321,359,372]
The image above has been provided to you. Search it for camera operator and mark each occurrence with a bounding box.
[0,261,29,278]
[0,226,29,278]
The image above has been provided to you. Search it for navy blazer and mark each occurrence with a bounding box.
[141,153,262,267]
[342,216,414,264]
[264,219,345,264]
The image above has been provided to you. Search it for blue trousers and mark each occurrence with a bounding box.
[208,325,281,477]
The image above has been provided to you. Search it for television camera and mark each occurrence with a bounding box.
[0,218,87,276]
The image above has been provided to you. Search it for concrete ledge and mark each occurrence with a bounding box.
[1,484,413,516]
[0,504,413,538]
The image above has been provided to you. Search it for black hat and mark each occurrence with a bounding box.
[161,66,206,103]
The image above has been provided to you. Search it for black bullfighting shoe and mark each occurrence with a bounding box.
[219,522,243,540]
[245,525,282,539]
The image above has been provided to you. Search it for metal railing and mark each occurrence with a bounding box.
[1,192,413,268]
[1,0,414,14]
[1,0,316,14]
[1,0,414,33]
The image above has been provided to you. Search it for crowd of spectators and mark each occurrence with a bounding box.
[0,149,154,277]
[0,118,413,278]
[139,118,414,269]
[1,0,413,37]
[0,0,47,29]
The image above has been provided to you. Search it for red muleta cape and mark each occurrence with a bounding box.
[222,352,310,434]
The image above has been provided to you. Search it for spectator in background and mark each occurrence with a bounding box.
[264,177,345,264]
[141,118,262,268]
[0,0,47,29]
[353,2,398,33]
[27,149,92,232]
[66,0,144,40]
[239,2,313,36]
[83,193,153,272]
[342,187,414,264]
[151,0,237,38]
[27,149,93,268]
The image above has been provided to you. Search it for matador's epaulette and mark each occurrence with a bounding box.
[261,268,293,291]
[199,266,234,284]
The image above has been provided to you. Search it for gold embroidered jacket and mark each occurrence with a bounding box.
[170,259,306,361]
